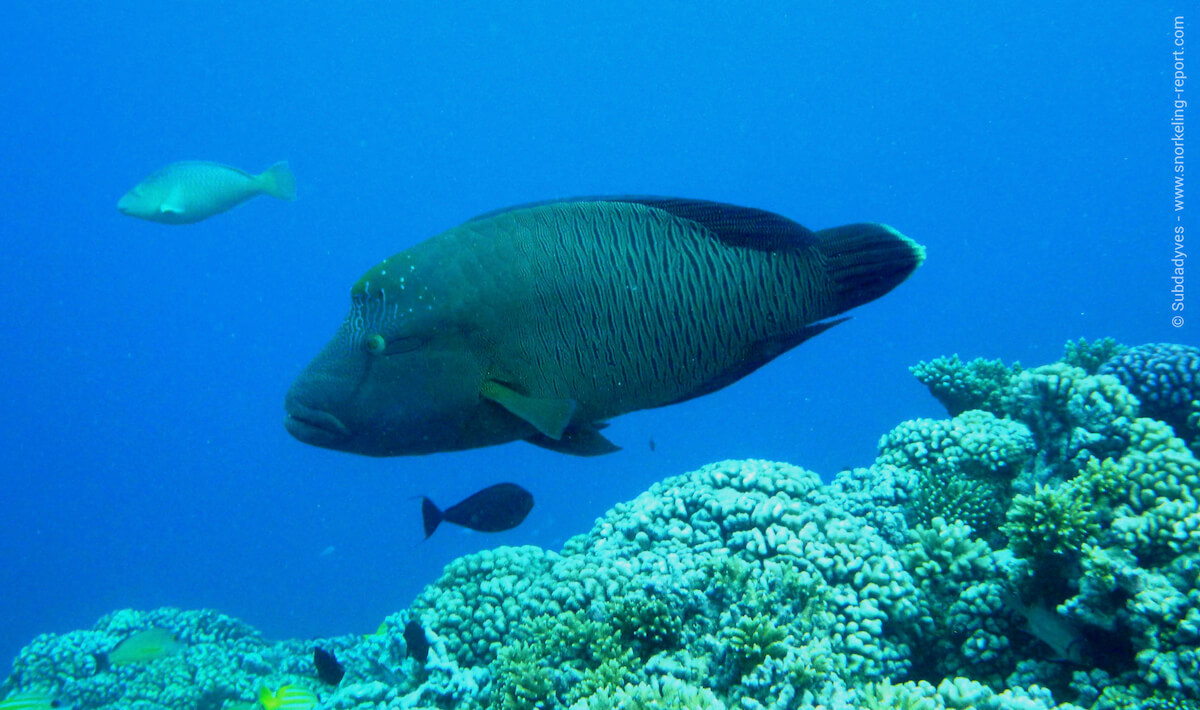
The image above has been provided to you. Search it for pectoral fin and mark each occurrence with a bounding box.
[480,380,576,440]
[159,185,188,215]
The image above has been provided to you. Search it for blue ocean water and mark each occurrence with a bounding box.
[0,1,1188,669]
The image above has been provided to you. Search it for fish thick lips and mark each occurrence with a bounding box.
[284,403,351,440]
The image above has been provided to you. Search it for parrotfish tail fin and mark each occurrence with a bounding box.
[259,161,297,201]
[421,497,443,538]
[814,223,925,313]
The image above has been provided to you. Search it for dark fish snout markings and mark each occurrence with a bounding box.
[285,196,925,457]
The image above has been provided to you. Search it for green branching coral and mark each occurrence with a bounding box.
[492,640,555,710]
[878,411,1035,539]
[1073,457,1128,518]
[904,518,995,590]
[708,556,755,605]
[609,589,685,657]
[719,610,790,677]
[910,354,1020,416]
[1002,483,1101,562]
[490,611,637,710]
[1063,338,1127,375]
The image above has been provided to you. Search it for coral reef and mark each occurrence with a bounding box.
[1062,338,1127,376]
[877,410,1035,541]
[1098,343,1200,454]
[910,355,1020,417]
[4,339,1198,710]
[1002,364,1140,482]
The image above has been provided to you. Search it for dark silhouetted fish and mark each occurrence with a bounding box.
[403,620,429,663]
[422,483,533,538]
[312,647,344,685]
[285,197,924,456]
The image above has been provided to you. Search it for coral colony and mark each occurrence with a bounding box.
[3,340,1198,710]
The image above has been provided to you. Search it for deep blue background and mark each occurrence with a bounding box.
[0,2,1190,669]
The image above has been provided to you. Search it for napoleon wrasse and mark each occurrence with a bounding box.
[285,197,924,457]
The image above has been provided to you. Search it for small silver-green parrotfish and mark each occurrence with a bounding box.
[117,160,295,224]
[284,197,925,457]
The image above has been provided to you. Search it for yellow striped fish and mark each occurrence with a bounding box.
[0,691,61,710]
[258,685,317,710]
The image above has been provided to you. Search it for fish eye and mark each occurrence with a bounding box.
[364,333,387,355]
[362,332,423,357]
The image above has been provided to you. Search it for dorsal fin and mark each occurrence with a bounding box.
[616,197,819,251]
[466,196,818,252]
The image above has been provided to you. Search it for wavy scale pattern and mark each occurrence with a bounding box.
[443,201,834,422]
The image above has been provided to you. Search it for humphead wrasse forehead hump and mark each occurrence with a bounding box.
[284,196,925,457]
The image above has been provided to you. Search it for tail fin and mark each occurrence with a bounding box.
[258,686,280,710]
[259,161,296,201]
[421,497,443,538]
[814,223,925,313]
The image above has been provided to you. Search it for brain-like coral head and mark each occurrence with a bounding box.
[1099,342,1200,451]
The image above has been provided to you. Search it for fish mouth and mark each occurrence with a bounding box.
[284,403,352,446]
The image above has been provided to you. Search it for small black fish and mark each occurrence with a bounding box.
[404,620,429,663]
[421,483,533,538]
[648,436,656,452]
[313,647,344,685]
